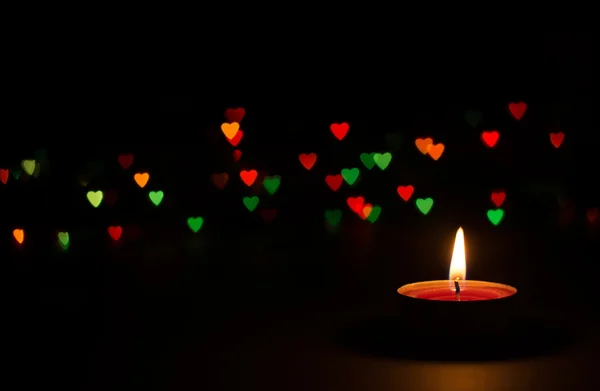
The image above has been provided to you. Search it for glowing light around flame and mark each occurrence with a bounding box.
[449,227,466,289]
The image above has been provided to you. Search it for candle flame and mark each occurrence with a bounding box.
[449,227,466,283]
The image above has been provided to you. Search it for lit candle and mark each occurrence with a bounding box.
[397,227,517,301]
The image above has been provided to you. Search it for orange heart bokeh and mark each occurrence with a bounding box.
[13,229,24,244]
[427,143,444,160]
[415,138,433,154]
[240,170,257,186]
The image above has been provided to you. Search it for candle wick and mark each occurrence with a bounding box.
[454,278,461,301]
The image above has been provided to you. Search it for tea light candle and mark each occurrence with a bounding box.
[397,227,517,301]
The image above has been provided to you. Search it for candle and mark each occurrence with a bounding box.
[397,227,517,301]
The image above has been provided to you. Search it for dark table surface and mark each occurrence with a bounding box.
[5,219,599,390]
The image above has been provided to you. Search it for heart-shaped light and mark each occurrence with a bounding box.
[367,206,381,222]
[341,168,359,185]
[149,191,163,206]
[487,209,504,225]
[221,122,239,139]
[240,170,257,186]
[87,191,103,207]
[330,123,349,140]
[243,196,259,211]
[346,196,364,213]
[427,144,444,160]
[13,228,24,244]
[134,172,149,188]
[415,138,433,154]
[187,217,203,232]
[21,160,35,175]
[550,132,564,148]
[491,191,505,207]
[325,174,343,191]
[481,130,499,148]
[360,153,375,169]
[508,102,527,120]
[0,169,8,184]
[299,153,317,170]
[325,209,342,226]
[397,185,414,201]
[211,173,228,189]
[373,153,391,170]
[224,107,245,123]
[416,198,433,214]
[228,130,243,146]
[118,154,134,169]
[58,232,69,249]
[233,149,242,162]
[263,176,280,194]
[108,226,122,241]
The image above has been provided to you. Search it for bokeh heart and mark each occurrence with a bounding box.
[118,154,134,169]
[487,209,504,225]
[211,173,228,189]
[58,232,70,249]
[373,153,391,170]
[108,226,122,241]
[360,153,375,169]
[341,168,359,185]
[491,191,506,207]
[427,143,444,160]
[0,169,8,184]
[330,123,349,140]
[221,122,239,139]
[299,153,317,170]
[415,138,433,154]
[134,172,149,188]
[87,191,103,207]
[228,130,243,146]
[13,228,24,244]
[240,170,257,186]
[325,174,343,191]
[347,197,364,214]
[550,132,564,148]
[187,217,203,232]
[243,196,259,211]
[397,185,414,201]
[416,198,433,214]
[224,107,245,123]
[149,191,164,206]
[263,176,281,194]
[508,102,527,120]
[481,130,499,148]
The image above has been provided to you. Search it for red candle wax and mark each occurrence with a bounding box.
[397,280,517,301]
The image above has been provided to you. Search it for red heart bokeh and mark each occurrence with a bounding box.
[508,102,527,120]
[299,153,317,170]
[325,174,343,191]
[481,130,499,148]
[108,226,122,241]
[346,196,364,213]
[491,191,506,207]
[0,168,8,184]
[330,123,349,140]
[228,130,243,146]
[224,107,245,123]
[397,185,414,201]
[233,149,242,162]
[260,209,277,222]
[550,132,564,148]
[211,173,228,189]
[587,208,598,224]
[118,154,134,170]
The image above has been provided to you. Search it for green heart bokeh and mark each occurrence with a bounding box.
[58,232,69,249]
[360,153,375,169]
[487,209,504,225]
[367,206,381,222]
[243,196,259,211]
[341,168,359,185]
[465,109,482,128]
[149,191,164,205]
[416,198,433,215]
[263,176,280,194]
[325,209,342,226]
[187,217,204,232]
[87,191,103,207]
[21,160,35,175]
[373,153,391,170]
